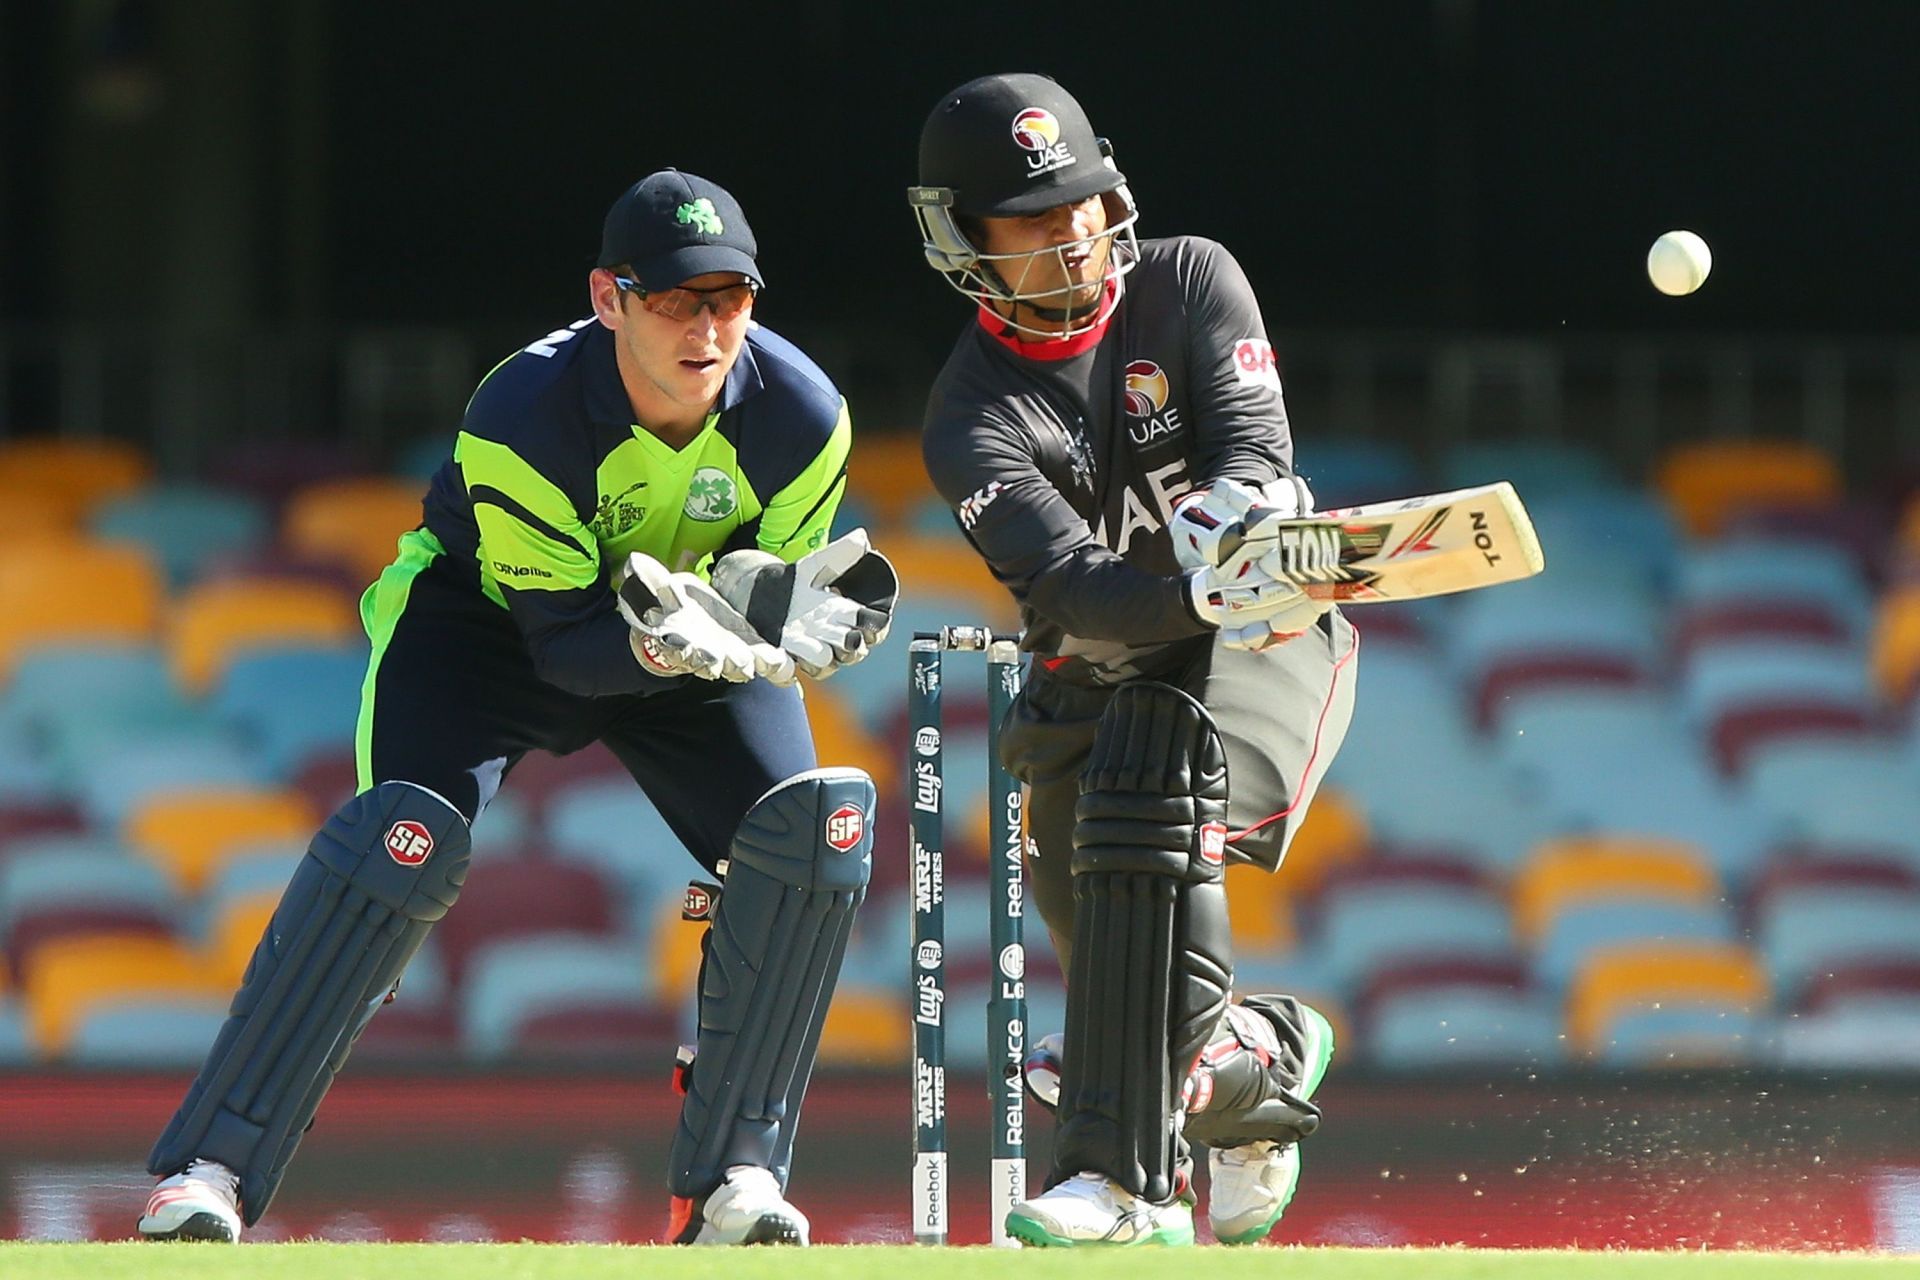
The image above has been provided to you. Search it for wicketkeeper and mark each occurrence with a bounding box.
[139,169,897,1247]
[912,74,1359,1246]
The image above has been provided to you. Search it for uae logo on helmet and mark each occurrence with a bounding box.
[1124,360,1170,417]
[1010,108,1061,151]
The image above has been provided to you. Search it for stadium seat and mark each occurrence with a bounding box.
[0,999,29,1065]
[1225,863,1298,955]
[1366,986,1565,1069]
[281,476,425,584]
[1674,539,1874,639]
[1675,601,1852,663]
[1314,881,1516,995]
[1265,785,1370,900]
[1522,489,1683,595]
[211,646,368,774]
[1595,1004,1765,1067]
[803,682,895,794]
[1681,639,1875,729]
[66,998,233,1068]
[0,437,151,523]
[204,440,375,513]
[1655,440,1841,537]
[1774,1004,1920,1069]
[202,890,280,987]
[1756,886,1920,1002]
[1727,503,1890,588]
[124,787,318,894]
[169,577,361,693]
[2,646,196,748]
[1294,438,1422,508]
[1872,585,1920,705]
[542,778,696,933]
[1511,836,1720,944]
[1534,899,1739,992]
[0,838,181,976]
[76,738,270,827]
[1566,941,1769,1058]
[1437,439,1619,500]
[21,933,226,1055]
[845,433,936,528]
[815,987,912,1067]
[91,484,271,587]
[1747,854,1920,926]
[0,540,164,678]
[460,933,654,1059]
[1739,741,1920,864]
[0,485,75,543]
[434,857,617,985]
[1797,961,1920,1018]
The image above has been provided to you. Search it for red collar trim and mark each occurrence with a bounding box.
[974,280,1117,361]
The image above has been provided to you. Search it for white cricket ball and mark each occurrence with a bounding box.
[1647,229,1712,296]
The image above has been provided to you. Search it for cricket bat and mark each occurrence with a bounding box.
[1222,481,1545,603]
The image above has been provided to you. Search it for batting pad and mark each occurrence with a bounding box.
[669,767,874,1198]
[148,782,470,1223]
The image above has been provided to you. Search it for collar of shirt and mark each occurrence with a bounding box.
[582,322,766,428]
[973,278,1117,362]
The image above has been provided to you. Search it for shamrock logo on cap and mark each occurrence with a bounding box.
[676,198,724,236]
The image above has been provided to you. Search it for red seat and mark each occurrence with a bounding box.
[353,1003,461,1061]
[1746,852,1920,924]
[510,1002,680,1059]
[434,858,618,985]
[505,742,629,820]
[1675,603,1851,662]
[1728,504,1891,588]
[1310,851,1497,911]
[1799,960,1920,1015]
[292,749,360,816]
[1709,704,1879,776]
[1356,955,1529,1025]
[1474,654,1645,731]
[0,802,87,845]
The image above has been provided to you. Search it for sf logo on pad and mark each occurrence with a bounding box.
[385,820,435,866]
[825,805,866,852]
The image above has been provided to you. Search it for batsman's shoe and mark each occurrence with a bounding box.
[670,1165,810,1246]
[138,1159,242,1242]
[1207,1001,1336,1245]
[1006,1173,1195,1247]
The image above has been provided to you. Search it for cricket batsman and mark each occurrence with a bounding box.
[138,169,897,1247]
[912,74,1359,1246]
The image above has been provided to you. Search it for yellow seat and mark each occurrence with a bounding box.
[125,787,318,894]
[169,577,359,693]
[804,684,894,793]
[1654,441,1840,538]
[283,477,424,584]
[0,484,78,542]
[885,534,1019,629]
[23,933,223,1055]
[1226,863,1297,953]
[1566,941,1768,1056]
[847,433,937,529]
[650,898,707,1003]
[1513,836,1719,944]
[1270,786,1370,897]
[0,437,151,522]
[816,989,911,1066]
[1872,586,1920,705]
[0,539,164,678]
[205,892,281,987]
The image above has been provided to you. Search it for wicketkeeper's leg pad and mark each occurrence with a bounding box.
[1055,682,1234,1205]
[668,767,874,1201]
[148,782,471,1223]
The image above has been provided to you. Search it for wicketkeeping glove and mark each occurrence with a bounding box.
[709,528,899,680]
[615,552,796,684]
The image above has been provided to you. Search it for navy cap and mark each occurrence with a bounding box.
[597,169,763,290]
[918,73,1125,218]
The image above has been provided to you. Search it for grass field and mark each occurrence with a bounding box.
[1,1244,1916,1279]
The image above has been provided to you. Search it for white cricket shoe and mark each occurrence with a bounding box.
[138,1158,243,1242]
[673,1165,810,1245]
[1207,1001,1336,1244]
[1005,1173,1195,1247]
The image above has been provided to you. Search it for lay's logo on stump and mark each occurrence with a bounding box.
[385,820,434,866]
[825,804,866,852]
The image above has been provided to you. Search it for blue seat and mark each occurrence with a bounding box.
[0,840,179,932]
[212,646,368,774]
[0,730,62,803]
[66,999,233,1067]
[460,933,652,1059]
[1366,987,1564,1068]
[1437,440,1619,502]
[1315,884,1515,994]
[1742,741,1920,865]
[1594,1004,1763,1067]
[543,778,695,932]
[1774,1005,1920,1068]
[1524,489,1683,595]
[1449,575,1662,685]
[1675,539,1874,637]
[1,647,196,745]
[1534,899,1738,992]
[1295,439,1422,508]
[1682,640,1877,726]
[91,485,269,587]
[0,1000,30,1065]
[397,437,457,483]
[74,737,267,826]
[1758,889,1920,1002]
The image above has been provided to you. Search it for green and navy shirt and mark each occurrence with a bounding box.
[421,319,850,696]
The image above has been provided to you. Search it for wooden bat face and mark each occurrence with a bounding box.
[1231,482,1546,602]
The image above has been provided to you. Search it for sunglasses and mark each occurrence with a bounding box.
[612,276,758,321]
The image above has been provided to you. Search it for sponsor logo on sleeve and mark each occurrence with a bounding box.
[385,820,435,866]
[958,480,1004,530]
[1232,338,1283,393]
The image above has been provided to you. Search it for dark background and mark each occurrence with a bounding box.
[2,0,1916,451]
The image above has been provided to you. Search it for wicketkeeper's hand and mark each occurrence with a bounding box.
[710,529,899,680]
[615,552,796,684]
